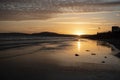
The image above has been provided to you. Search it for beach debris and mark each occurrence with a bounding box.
[75,54,79,56]
[102,61,105,63]
[86,50,90,52]
[111,48,115,51]
[104,56,107,58]
[91,53,96,55]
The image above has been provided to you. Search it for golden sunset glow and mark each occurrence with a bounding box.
[0,0,120,35]
[0,0,120,79]
[0,12,115,35]
[74,32,85,36]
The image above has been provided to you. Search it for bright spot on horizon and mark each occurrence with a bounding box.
[75,32,85,36]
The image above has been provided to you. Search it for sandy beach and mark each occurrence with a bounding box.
[0,37,120,80]
[0,59,120,80]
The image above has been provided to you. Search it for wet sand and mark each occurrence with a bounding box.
[102,39,120,50]
[99,39,120,58]
[0,58,120,80]
[0,38,120,80]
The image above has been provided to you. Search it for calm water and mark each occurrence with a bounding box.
[0,37,120,66]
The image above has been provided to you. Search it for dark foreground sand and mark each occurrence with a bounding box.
[0,59,120,80]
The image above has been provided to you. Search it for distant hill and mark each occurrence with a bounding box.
[0,32,77,37]
[32,32,60,36]
[0,33,29,37]
[32,32,77,37]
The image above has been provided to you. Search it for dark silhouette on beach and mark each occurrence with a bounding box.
[81,26,120,58]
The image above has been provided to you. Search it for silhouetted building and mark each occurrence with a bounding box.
[112,26,120,32]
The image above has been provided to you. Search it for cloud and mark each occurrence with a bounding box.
[52,21,95,24]
[0,0,120,21]
[116,13,120,16]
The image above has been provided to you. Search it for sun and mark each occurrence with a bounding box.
[75,32,85,36]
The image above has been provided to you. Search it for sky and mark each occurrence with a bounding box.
[0,0,120,35]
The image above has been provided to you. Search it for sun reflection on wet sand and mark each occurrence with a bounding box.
[77,39,81,51]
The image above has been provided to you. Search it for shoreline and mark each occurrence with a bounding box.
[99,39,120,58]
[83,38,120,58]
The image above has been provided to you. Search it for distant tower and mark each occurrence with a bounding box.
[112,26,120,32]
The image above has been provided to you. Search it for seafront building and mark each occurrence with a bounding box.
[112,26,120,32]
